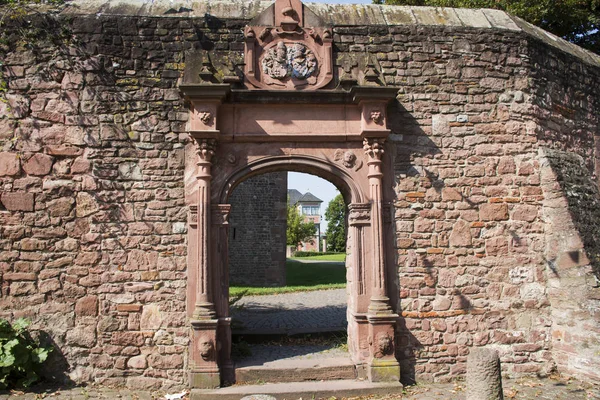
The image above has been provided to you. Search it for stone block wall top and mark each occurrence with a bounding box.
[59,0,600,67]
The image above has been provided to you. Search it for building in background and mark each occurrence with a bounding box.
[288,189,323,251]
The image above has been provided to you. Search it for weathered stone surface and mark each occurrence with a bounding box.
[75,295,98,317]
[66,326,97,348]
[22,153,54,175]
[466,348,503,400]
[1,192,34,211]
[140,304,162,330]
[0,152,21,176]
[449,219,472,247]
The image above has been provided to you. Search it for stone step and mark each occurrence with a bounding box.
[191,379,404,400]
[235,356,357,384]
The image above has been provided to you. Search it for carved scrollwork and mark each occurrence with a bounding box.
[348,203,371,226]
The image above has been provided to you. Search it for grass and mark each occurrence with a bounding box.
[230,259,346,296]
[290,253,346,262]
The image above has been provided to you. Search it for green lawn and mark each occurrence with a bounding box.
[230,259,346,296]
[290,253,346,262]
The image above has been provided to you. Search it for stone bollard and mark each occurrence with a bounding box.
[466,347,504,400]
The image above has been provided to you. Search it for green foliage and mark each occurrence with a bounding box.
[325,194,347,253]
[0,318,52,389]
[375,0,600,54]
[286,198,317,247]
[229,260,346,296]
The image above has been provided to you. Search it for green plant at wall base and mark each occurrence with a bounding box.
[0,318,52,389]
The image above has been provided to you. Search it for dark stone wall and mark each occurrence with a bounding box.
[228,172,288,287]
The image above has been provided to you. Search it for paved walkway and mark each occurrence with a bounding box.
[231,289,347,335]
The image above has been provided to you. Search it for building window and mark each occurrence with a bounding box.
[301,205,320,216]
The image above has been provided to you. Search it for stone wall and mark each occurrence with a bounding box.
[0,1,599,388]
[228,172,287,287]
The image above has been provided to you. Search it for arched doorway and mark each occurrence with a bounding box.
[179,0,401,388]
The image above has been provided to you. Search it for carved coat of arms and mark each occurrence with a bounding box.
[261,42,318,81]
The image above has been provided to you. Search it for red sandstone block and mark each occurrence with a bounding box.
[0,152,20,176]
[406,191,426,198]
[479,203,508,221]
[22,153,54,176]
[0,192,34,211]
[111,331,145,346]
[2,272,36,281]
[45,145,83,156]
[75,296,99,317]
[117,304,143,312]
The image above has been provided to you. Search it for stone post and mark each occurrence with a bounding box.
[466,348,504,400]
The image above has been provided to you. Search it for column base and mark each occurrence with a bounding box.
[193,302,217,320]
[368,358,401,382]
[367,295,393,315]
[190,369,220,389]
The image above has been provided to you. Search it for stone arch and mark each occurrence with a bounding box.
[218,154,365,205]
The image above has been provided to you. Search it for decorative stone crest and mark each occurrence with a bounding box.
[261,42,318,81]
[244,0,333,90]
[334,149,363,171]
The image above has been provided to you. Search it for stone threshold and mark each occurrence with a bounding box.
[191,379,404,400]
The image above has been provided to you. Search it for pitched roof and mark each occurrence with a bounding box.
[299,192,322,203]
[288,189,323,204]
[287,189,303,205]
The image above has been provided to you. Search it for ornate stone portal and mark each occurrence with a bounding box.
[181,0,400,388]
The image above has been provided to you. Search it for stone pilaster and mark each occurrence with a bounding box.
[362,137,400,382]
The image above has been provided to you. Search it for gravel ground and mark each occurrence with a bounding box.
[231,289,347,335]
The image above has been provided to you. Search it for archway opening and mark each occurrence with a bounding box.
[226,170,353,382]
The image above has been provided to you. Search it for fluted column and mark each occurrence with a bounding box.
[192,138,217,320]
[363,137,392,314]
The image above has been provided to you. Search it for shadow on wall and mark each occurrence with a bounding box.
[386,99,442,385]
[37,330,74,388]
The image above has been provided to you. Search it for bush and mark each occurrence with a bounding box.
[0,318,52,389]
[292,251,344,257]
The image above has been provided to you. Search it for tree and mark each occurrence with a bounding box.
[325,194,347,253]
[374,0,600,54]
[286,200,317,247]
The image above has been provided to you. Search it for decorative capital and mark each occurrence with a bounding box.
[190,137,217,162]
[211,204,232,225]
[348,203,371,226]
[363,138,385,161]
